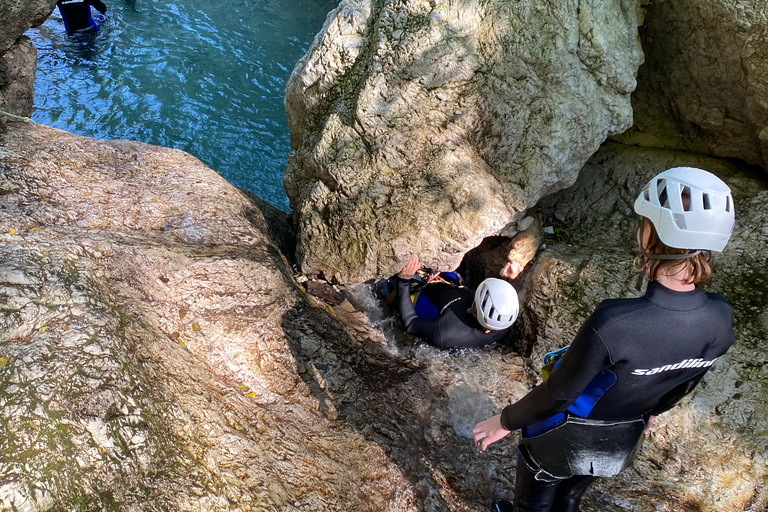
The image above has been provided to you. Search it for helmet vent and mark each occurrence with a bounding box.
[726,196,731,212]
[702,193,711,210]
[682,186,692,211]
[643,188,650,201]
[657,180,669,208]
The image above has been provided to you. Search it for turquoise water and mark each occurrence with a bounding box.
[27,0,337,210]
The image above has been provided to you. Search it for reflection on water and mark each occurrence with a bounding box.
[27,0,337,210]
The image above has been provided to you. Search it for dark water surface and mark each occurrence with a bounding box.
[27,0,337,210]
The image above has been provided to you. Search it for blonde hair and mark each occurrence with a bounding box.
[635,217,712,285]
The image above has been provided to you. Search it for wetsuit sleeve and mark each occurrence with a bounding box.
[650,371,707,416]
[88,0,108,13]
[396,277,440,343]
[500,318,612,431]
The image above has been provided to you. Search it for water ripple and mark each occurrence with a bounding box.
[27,0,337,210]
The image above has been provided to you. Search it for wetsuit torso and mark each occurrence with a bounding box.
[500,280,734,432]
[396,277,509,349]
[57,0,107,34]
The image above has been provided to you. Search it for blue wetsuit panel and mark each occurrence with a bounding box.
[523,359,617,438]
[414,293,439,319]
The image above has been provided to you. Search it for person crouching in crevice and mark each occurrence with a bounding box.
[394,257,522,350]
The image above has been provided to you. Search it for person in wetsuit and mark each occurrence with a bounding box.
[57,0,108,35]
[395,257,522,350]
[473,167,736,512]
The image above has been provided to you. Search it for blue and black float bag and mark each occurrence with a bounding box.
[520,344,646,479]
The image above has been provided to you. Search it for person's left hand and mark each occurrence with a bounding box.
[472,414,511,452]
[398,257,420,280]
[500,261,524,280]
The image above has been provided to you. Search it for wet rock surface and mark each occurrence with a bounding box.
[615,0,768,171]
[284,0,642,283]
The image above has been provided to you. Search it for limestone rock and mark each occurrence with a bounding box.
[285,0,643,284]
[0,124,419,511]
[0,37,37,118]
[461,211,543,288]
[0,124,545,512]
[615,0,768,171]
[0,0,56,54]
[521,142,768,510]
[0,0,54,124]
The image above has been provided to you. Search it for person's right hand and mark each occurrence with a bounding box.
[500,260,523,280]
[398,257,420,280]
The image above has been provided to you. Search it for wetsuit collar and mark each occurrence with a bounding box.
[644,280,708,310]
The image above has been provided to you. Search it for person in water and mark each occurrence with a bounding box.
[472,167,736,512]
[395,257,523,350]
[57,0,108,35]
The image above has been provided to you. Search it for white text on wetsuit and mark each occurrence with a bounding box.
[632,357,717,376]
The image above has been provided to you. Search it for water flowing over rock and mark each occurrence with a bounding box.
[284,0,643,283]
[0,0,55,122]
[615,0,768,171]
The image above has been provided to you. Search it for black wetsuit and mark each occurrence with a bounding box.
[396,277,509,349]
[57,0,107,34]
[501,281,734,512]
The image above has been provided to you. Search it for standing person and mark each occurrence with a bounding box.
[57,0,108,35]
[473,167,736,512]
[395,257,522,350]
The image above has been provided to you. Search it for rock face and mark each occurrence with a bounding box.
[615,0,768,171]
[1,127,766,512]
[0,0,55,122]
[0,124,407,511]
[0,0,56,54]
[284,0,643,283]
[523,142,768,510]
[0,124,540,512]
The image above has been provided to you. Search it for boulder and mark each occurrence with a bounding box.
[0,124,541,512]
[0,124,418,511]
[284,0,643,283]
[0,37,37,118]
[615,0,768,171]
[0,0,56,54]
[0,0,55,123]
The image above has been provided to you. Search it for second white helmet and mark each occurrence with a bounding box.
[634,167,735,252]
[474,278,519,331]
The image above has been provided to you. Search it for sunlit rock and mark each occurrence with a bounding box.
[285,0,643,283]
[0,124,423,511]
[615,0,768,171]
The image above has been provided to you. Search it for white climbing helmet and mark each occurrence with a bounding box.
[634,167,735,252]
[474,278,519,331]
